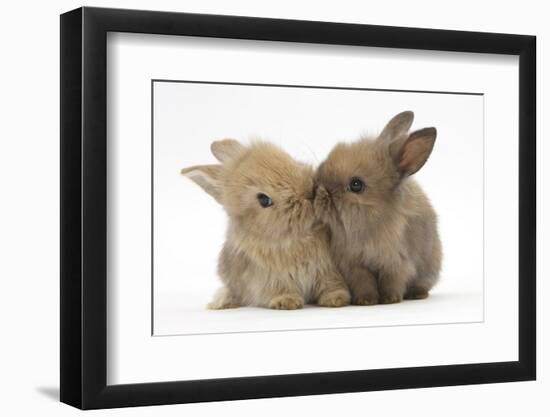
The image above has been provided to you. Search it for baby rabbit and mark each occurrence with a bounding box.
[181,139,351,310]
[314,111,442,305]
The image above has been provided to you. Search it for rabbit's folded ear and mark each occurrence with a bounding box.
[181,164,223,203]
[378,111,415,143]
[211,139,245,163]
[390,127,437,177]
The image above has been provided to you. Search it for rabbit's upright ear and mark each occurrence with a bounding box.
[377,111,415,143]
[211,139,245,163]
[390,127,437,177]
[181,164,223,203]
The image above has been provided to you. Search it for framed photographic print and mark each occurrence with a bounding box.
[60,6,536,409]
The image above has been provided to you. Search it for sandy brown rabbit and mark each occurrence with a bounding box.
[181,139,350,310]
[314,111,442,305]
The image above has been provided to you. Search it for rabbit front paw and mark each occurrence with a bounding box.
[379,290,403,304]
[318,288,351,307]
[269,294,304,310]
[352,292,379,306]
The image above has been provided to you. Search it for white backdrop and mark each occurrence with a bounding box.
[153,80,484,335]
[0,1,546,416]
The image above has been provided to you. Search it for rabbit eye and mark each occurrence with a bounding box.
[348,177,365,193]
[257,193,273,208]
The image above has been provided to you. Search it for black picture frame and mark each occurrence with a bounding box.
[60,6,536,410]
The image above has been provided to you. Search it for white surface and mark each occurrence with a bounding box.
[108,32,517,385]
[153,81,484,335]
[0,1,547,416]
[155,291,483,335]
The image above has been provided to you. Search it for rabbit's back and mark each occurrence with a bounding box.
[400,180,442,292]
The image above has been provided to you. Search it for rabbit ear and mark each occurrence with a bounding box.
[390,127,437,177]
[181,164,223,203]
[378,111,415,143]
[211,139,246,163]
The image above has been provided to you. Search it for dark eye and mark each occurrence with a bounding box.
[348,177,365,193]
[257,193,273,208]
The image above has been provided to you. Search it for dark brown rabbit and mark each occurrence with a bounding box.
[181,139,350,310]
[314,111,442,305]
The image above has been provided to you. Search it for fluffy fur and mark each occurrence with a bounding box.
[181,139,350,310]
[314,111,442,305]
